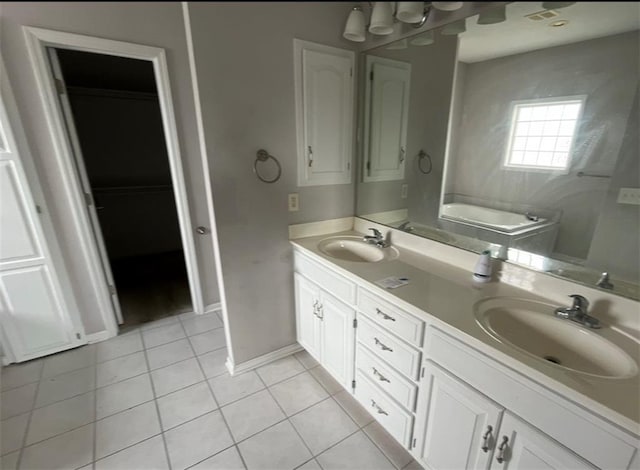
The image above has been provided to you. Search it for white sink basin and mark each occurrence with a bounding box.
[474,297,639,379]
[318,236,399,263]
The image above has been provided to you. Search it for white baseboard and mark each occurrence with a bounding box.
[204,302,222,314]
[226,343,303,376]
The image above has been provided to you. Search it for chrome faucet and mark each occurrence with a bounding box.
[596,272,614,290]
[398,221,414,233]
[554,294,600,329]
[364,228,387,248]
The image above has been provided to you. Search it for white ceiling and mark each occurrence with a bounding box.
[458,2,640,63]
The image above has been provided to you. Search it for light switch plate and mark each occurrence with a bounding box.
[617,188,640,205]
[401,184,408,199]
[288,193,299,211]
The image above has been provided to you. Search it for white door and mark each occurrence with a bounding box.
[295,40,354,187]
[496,412,594,470]
[414,361,503,470]
[47,48,124,324]
[319,291,355,389]
[364,56,411,182]
[0,59,86,363]
[294,273,321,360]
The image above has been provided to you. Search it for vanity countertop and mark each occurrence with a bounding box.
[290,230,640,437]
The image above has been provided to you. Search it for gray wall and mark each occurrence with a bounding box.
[1,2,220,334]
[356,32,458,226]
[448,32,639,260]
[187,2,358,364]
[587,86,640,283]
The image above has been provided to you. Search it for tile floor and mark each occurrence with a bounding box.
[1,310,419,470]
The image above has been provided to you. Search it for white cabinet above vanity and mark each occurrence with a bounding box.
[290,223,640,470]
[293,40,354,187]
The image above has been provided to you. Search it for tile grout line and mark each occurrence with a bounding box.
[259,354,321,458]
[92,431,164,467]
[139,328,174,470]
[16,337,228,420]
[360,425,403,470]
[91,350,98,470]
[179,315,250,470]
[13,357,45,469]
[9,353,371,464]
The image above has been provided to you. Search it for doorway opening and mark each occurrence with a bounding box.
[51,48,193,331]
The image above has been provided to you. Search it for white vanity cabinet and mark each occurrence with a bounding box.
[293,255,356,389]
[413,361,594,470]
[291,246,639,470]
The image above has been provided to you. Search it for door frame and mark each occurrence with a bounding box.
[23,27,205,336]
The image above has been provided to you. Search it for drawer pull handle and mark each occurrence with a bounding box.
[376,308,396,322]
[481,425,493,452]
[370,400,389,416]
[372,367,391,383]
[496,436,509,464]
[374,337,393,352]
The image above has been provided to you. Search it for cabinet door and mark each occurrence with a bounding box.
[294,40,354,187]
[363,56,411,182]
[496,412,595,470]
[414,361,503,470]
[294,273,321,360]
[319,291,355,389]
[0,62,86,362]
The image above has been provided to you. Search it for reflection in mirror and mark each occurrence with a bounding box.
[356,2,640,300]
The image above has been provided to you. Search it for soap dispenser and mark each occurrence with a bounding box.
[473,250,492,283]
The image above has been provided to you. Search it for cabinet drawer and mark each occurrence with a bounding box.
[294,252,356,305]
[355,370,414,447]
[356,344,417,411]
[357,316,421,380]
[358,289,424,347]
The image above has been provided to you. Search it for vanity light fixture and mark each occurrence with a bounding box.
[343,6,367,42]
[396,2,426,23]
[431,2,463,11]
[369,1,395,34]
[477,5,507,25]
[343,2,435,43]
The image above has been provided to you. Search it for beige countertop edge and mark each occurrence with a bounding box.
[290,232,640,439]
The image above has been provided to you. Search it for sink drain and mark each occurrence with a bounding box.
[544,355,561,365]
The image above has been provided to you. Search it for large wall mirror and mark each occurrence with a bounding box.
[356,2,640,300]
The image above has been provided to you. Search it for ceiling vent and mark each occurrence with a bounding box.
[525,9,561,21]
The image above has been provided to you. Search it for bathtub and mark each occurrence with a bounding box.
[440,203,546,234]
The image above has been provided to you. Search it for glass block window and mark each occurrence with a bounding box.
[505,98,584,171]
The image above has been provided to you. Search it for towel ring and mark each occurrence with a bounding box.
[417,149,432,175]
[253,149,282,183]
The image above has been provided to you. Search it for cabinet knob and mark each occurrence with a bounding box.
[481,425,493,453]
[196,226,208,235]
[496,436,509,464]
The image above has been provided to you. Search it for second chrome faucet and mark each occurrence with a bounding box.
[363,228,388,248]
[554,294,601,329]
